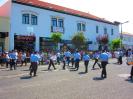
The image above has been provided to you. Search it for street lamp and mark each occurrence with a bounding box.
[120,21,129,49]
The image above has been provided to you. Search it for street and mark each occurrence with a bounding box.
[0,58,133,99]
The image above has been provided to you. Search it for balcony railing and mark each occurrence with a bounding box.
[51,26,64,33]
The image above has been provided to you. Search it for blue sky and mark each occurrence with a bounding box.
[0,0,7,6]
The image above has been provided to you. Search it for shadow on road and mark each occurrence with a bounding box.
[91,68,100,70]
[78,72,87,75]
[21,69,30,71]
[125,79,133,83]
[93,77,104,81]
[20,75,32,79]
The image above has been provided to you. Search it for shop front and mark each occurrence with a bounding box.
[14,35,36,52]
[0,32,8,52]
[40,37,56,52]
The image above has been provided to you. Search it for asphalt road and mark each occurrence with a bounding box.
[0,58,133,99]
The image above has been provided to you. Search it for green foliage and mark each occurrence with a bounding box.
[71,32,87,49]
[111,38,121,50]
[51,32,62,44]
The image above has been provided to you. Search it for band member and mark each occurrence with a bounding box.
[99,50,109,78]
[83,52,90,73]
[92,51,101,69]
[64,50,71,66]
[127,49,133,80]
[48,52,57,70]
[30,51,39,77]
[74,50,81,71]
[9,50,18,70]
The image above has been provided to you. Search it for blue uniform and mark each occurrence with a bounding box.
[99,52,109,78]
[30,53,39,77]
[83,54,90,73]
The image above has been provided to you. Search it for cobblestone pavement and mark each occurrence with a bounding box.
[0,58,133,99]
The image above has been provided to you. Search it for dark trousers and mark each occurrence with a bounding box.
[84,61,89,73]
[48,59,56,70]
[30,62,38,76]
[66,57,70,66]
[75,59,80,70]
[101,61,108,78]
[92,58,101,68]
[130,66,133,79]
[57,57,60,65]
[10,59,16,70]
[118,56,122,64]
[71,58,74,67]
[62,61,66,70]
[6,61,9,68]
[21,59,27,66]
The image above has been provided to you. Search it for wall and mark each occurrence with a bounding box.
[10,3,119,51]
[0,16,10,51]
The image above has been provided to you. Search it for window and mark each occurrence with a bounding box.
[77,23,81,31]
[96,26,99,33]
[31,15,37,25]
[58,19,63,27]
[82,24,86,31]
[111,29,114,35]
[22,13,38,25]
[77,23,86,31]
[51,17,64,33]
[22,14,29,24]
[104,28,107,34]
[52,18,57,27]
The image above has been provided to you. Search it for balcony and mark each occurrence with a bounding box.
[51,26,64,33]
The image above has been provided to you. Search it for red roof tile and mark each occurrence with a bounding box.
[12,0,114,24]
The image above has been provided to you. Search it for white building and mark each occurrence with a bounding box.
[0,0,120,51]
[122,32,133,50]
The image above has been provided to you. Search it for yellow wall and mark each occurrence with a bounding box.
[0,16,10,32]
[0,16,10,51]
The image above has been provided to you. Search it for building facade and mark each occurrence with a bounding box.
[0,0,120,51]
[122,32,133,50]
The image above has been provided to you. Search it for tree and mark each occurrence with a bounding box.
[71,32,86,50]
[51,32,62,50]
[96,34,109,50]
[111,38,121,50]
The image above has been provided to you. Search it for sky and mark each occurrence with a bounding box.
[0,0,8,6]
[0,0,133,34]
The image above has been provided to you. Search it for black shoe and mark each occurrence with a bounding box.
[91,68,95,70]
[29,73,32,77]
[33,74,37,77]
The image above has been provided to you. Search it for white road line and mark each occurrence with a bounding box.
[118,74,130,78]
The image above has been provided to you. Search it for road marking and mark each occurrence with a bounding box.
[0,73,28,79]
[118,74,130,78]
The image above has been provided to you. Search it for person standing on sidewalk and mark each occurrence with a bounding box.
[99,50,109,78]
[30,51,39,77]
[83,52,90,73]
